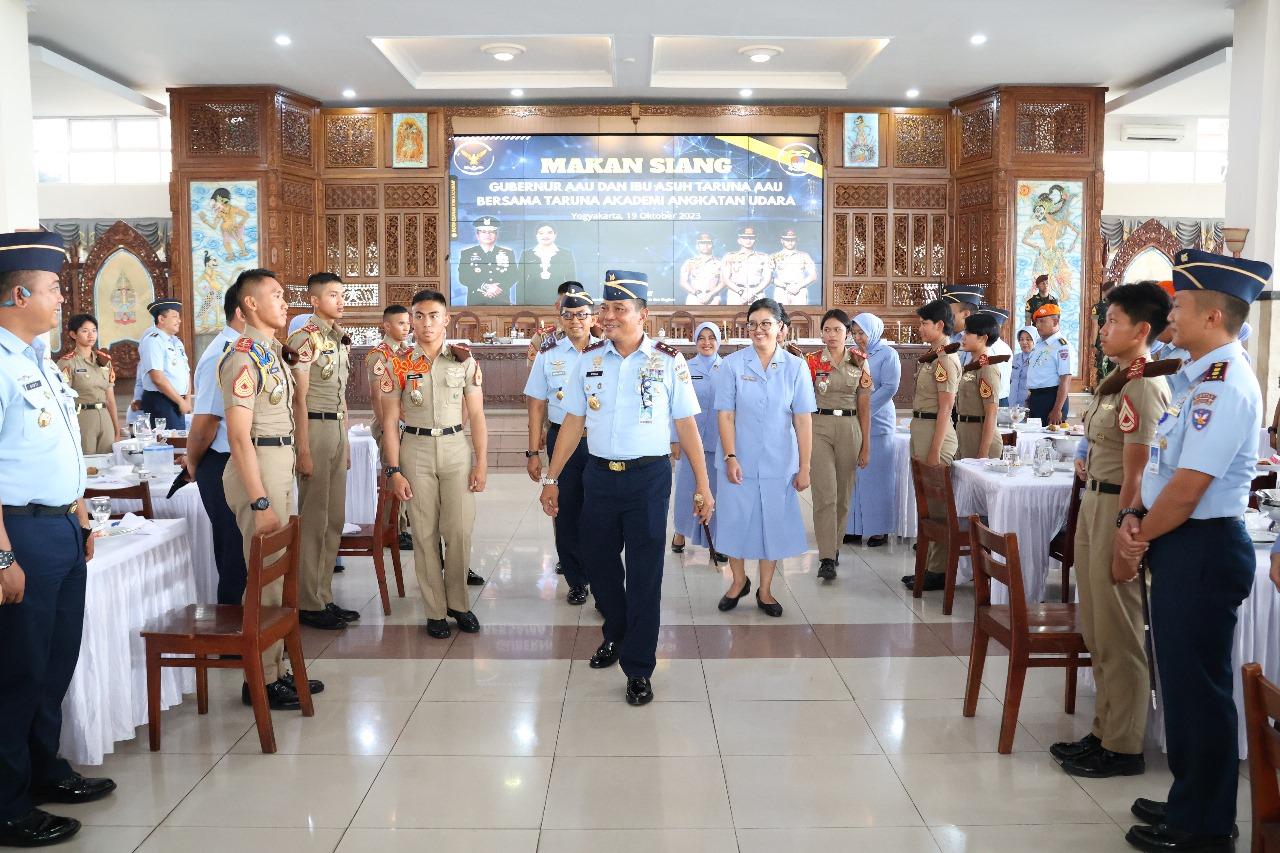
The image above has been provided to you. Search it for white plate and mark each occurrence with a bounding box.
[1053,462,1075,473]
[1250,531,1278,544]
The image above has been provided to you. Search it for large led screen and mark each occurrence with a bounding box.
[448,134,824,307]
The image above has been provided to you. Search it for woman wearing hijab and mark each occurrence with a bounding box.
[671,322,726,560]
[845,312,901,548]
[1009,326,1035,409]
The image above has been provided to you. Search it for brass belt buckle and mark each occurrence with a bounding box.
[833,409,845,416]
[336,412,345,420]
[608,460,625,472]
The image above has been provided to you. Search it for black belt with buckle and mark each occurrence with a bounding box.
[1088,479,1121,495]
[911,411,938,420]
[1181,516,1237,528]
[590,454,666,472]
[956,414,983,423]
[547,423,586,436]
[250,436,294,447]
[815,408,857,417]
[76,403,105,411]
[307,411,345,421]
[3,503,75,517]
[403,424,464,437]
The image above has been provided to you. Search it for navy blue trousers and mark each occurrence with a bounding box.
[194,450,247,605]
[1027,386,1067,425]
[0,513,85,820]
[546,424,589,589]
[579,458,671,678]
[1149,519,1254,836]
[140,390,181,428]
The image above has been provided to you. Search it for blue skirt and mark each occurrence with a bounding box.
[847,429,895,536]
[673,451,719,546]
[713,471,808,561]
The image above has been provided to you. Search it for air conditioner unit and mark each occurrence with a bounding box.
[1121,123,1186,144]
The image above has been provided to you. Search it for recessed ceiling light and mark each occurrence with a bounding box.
[274,34,292,47]
[739,44,783,63]
[905,88,920,99]
[511,88,524,97]
[482,43,526,62]
[739,88,753,98]
[341,88,356,99]
[970,33,987,45]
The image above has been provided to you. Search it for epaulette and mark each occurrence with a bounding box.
[919,341,961,363]
[1058,336,1069,346]
[233,336,255,353]
[57,351,72,361]
[653,340,679,357]
[784,342,806,358]
[302,322,319,334]
[1204,361,1229,382]
[847,346,868,361]
[448,342,472,362]
[1096,356,1182,396]
[94,348,112,367]
[538,332,561,354]
[962,353,1011,372]
[584,339,607,353]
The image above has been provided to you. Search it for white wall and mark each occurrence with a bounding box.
[0,0,38,230]
[1102,182,1225,218]
[37,182,170,220]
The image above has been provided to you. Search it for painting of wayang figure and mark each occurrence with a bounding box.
[190,180,258,336]
[1016,179,1083,372]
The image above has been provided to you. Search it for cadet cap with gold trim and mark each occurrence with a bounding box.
[941,284,984,307]
[1172,248,1272,304]
[147,299,183,318]
[0,231,67,275]
[602,269,649,302]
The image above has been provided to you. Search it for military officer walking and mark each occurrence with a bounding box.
[137,298,191,427]
[0,231,115,849]
[540,271,713,705]
[457,217,519,306]
[1115,250,1270,852]
[1025,303,1075,425]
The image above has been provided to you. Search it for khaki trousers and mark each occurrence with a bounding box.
[223,445,295,683]
[297,419,348,611]
[957,421,1001,460]
[811,414,861,560]
[401,431,474,619]
[76,408,113,455]
[1073,490,1149,754]
[375,430,411,534]
[909,419,956,575]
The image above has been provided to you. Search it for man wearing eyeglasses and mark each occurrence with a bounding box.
[524,288,599,606]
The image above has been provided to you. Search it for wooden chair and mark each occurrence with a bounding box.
[84,483,154,520]
[1250,472,1278,510]
[964,517,1091,754]
[164,435,188,450]
[337,480,405,616]
[1000,431,1018,448]
[788,311,811,338]
[451,310,481,342]
[1047,475,1086,603]
[668,310,694,339]
[909,458,971,615]
[511,311,539,338]
[731,313,748,338]
[1243,661,1280,852]
[140,517,313,754]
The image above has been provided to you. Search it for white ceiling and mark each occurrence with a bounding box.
[1107,48,1230,116]
[25,0,1234,110]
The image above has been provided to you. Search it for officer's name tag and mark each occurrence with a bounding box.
[406,372,424,380]
[74,367,89,374]
[1146,444,1160,475]
[22,380,40,391]
[690,375,703,380]
[585,370,603,378]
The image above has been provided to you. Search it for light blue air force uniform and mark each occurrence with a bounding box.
[193,325,241,454]
[1150,341,1191,397]
[712,345,816,560]
[138,327,190,395]
[0,329,84,505]
[524,332,598,426]
[847,338,902,537]
[1026,332,1074,390]
[672,350,722,545]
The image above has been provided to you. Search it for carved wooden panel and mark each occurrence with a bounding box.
[832,213,849,277]
[324,184,378,209]
[345,283,381,308]
[281,178,314,211]
[324,216,340,273]
[405,214,419,276]
[280,102,312,164]
[834,183,888,208]
[344,215,360,277]
[892,281,940,307]
[387,282,428,306]
[892,115,946,169]
[1015,101,1088,155]
[931,214,946,277]
[959,105,995,163]
[911,214,928,277]
[364,214,379,277]
[832,281,886,307]
[384,183,439,208]
[894,184,947,209]
[853,215,867,276]
[1104,218,1183,282]
[872,214,887,276]
[187,101,260,156]
[957,213,972,278]
[385,215,400,277]
[892,214,908,277]
[422,213,438,277]
[77,221,170,381]
[957,179,993,209]
[324,114,378,168]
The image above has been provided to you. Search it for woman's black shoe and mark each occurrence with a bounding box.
[717,577,751,611]
[756,591,783,617]
[843,534,862,544]
[867,535,888,547]
[670,537,685,554]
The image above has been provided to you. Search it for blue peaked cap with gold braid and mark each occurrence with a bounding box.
[603,269,649,302]
[1173,248,1271,304]
[0,231,66,275]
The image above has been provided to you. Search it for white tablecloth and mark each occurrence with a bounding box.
[101,476,218,604]
[61,519,197,765]
[346,427,379,526]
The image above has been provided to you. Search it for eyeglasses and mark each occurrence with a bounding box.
[560,311,593,321]
[745,320,777,331]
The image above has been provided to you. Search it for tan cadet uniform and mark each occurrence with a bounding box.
[807,347,872,561]
[956,354,1008,460]
[384,342,481,619]
[58,348,115,454]
[219,324,296,682]
[287,316,350,613]
[366,336,410,532]
[1074,358,1170,755]
[910,343,961,576]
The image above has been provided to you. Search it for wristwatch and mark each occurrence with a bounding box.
[250,497,271,512]
[724,453,737,461]
[540,476,559,487]
[524,450,540,458]
[383,465,402,478]
[1115,507,1147,528]
[0,550,13,570]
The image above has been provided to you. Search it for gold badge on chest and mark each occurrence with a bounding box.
[588,394,601,410]
[409,379,424,407]
[555,389,565,400]
[268,380,285,406]
[37,409,51,428]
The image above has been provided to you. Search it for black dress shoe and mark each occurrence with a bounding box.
[1061,747,1144,778]
[756,591,784,617]
[1050,732,1101,763]
[467,569,485,586]
[670,537,685,554]
[817,558,837,580]
[447,609,480,633]
[29,773,116,805]
[1129,802,1237,839]
[332,562,345,573]
[241,679,301,710]
[398,532,413,551]
[425,618,452,639]
[280,671,325,695]
[0,809,80,847]
[717,577,751,611]
[711,551,729,564]
[326,602,360,622]
[299,608,348,630]
[843,533,862,544]
[589,641,620,669]
[866,535,888,548]
[625,676,653,706]
[555,561,563,574]
[566,585,589,606]
[1125,823,1235,851]
[901,571,945,592]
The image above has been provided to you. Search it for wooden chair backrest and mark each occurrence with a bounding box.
[912,459,959,533]
[669,310,694,338]
[243,517,300,630]
[85,483,154,520]
[1001,431,1018,448]
[372,477,400,546]
[968,516,1027,623]
[1242,661,1280,832]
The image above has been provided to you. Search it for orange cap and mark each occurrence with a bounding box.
[1031,303,1061,320]
[1156,280,1175,296]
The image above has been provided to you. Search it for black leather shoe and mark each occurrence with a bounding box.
[326,602,360,622]
[711,551,729,564]
[756,591,783,617]
[1124,823,1235,851]
[447,609,480,633]
[867,535,888,548]
[1061,747,1144,778]
[566,585,589,606]
[425,618,452,639]
[241,679,301,710]
[843,533,862,544]
[398,532,413,551]
[717,577,751,611]
[901,571,945,592]
[299,608,347,630]
[0,809,80,847]
[332,562,345,573]
[555,561,563,574]
[280,671,325,695]
[589,641,620,669]
[1129,802,1238,839]
[625,676,653,706]
[467,569,485,586]
[670,537,685,554]
[817,558,837,580]
[1050,732,1101,763]
[29,773,116,805]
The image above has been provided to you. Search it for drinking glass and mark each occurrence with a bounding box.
[154,418,167,441]
[1011,406,1027,425]
[1034,440,1056,477]
[89,496,111,531]
[1001,446,1017,476]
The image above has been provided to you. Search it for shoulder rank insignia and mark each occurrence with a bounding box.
[1096,357,1181,397]
[539,334,560,354]
[234,336,254,353]
[94,349,112,368]
[1118,394,1138,433]
[859,368,873,390]
[302,322,319,334]
[1126,357,1147,379]
[934,362,949,383]
[448,342,472,363]
[979,377,993,399]
[1204,361,1229,382]
[653,340,679,358]
[848,346,868,362]
[584,339,607,353]
[784,342,806,359]
[1057,336,1069,346]
[231,364,256,399]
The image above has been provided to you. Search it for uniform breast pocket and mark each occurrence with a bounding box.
[1091,406,1118,433]
[19,387,54,439]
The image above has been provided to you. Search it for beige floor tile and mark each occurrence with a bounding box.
[423,659,570,702]
[969,654,1094,701]
[711,699,882,756]
[737,827,941,853]
[60,753,218,826]
[302,658,441,702]
[542,757,732,829]
[537,828,739,853]
[162,754,383,828]
[556,700,718,756]
[228,700,416,755]
[469,595,585,626]
[115,700,255,756]
[1069,751,1252,824]
[137,827,344,852]
[335,828,539,852]
[564,659,707,703]
[723,754,923,828]
[932,823,1133,853]
[859,698,1042,754]
[702,658,852,702]
[42,826,153,853]
[392,701,562,756]
[833,656,989,701]
[792,589,924,624]
[351,756,552,828]
[1015,695,1098,752]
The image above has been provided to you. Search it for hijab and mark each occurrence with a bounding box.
[1016,325,1037,357]
[691,321,722,370]
[851,312,886,356]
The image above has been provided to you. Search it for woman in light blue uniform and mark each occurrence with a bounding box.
[713,298,816,617]
[671,322,725,559]
[844,312,901,547]
[1008,325,1035,408]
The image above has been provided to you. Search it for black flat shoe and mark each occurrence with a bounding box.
[756,591,783,617]
[1129,802,1237,839]
[717,577,751,611]
[326,602,360,622]
[566,585,589,606]
[1050,732,1100,763]
[280,671,325,695]
[866,535,888,548]
[332,562,345,573]
[29,773,115,805]
[1060,747,1144,778]
[425,618,452,639]
[711,551,729,564]
[590,641,620,668]
[398,532,413,551]
[300,608,348,630]
[447,609,480,633]
[670,537,685,554]
[0,809,80,847]
[1124,823,1235,851]
[241,679,301,710]
[843,533,862,544]
[625,676,653,706]
[555,561,563,574]
[817,558,837,580]
[901,571,945,592]
[467,569,485,586]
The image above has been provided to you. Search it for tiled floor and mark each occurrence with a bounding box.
[64,472,1253,852]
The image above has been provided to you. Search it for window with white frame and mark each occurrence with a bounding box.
[33,117,172,184]
[1103,117,1228,185]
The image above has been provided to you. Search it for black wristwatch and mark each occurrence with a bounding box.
[383,465,403,478]
[524,450,539,458]
[0,550,13,570]
[1115,507,1147,528]
[250,497,271,512]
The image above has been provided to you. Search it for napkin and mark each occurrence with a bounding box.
[104,512,158,537]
